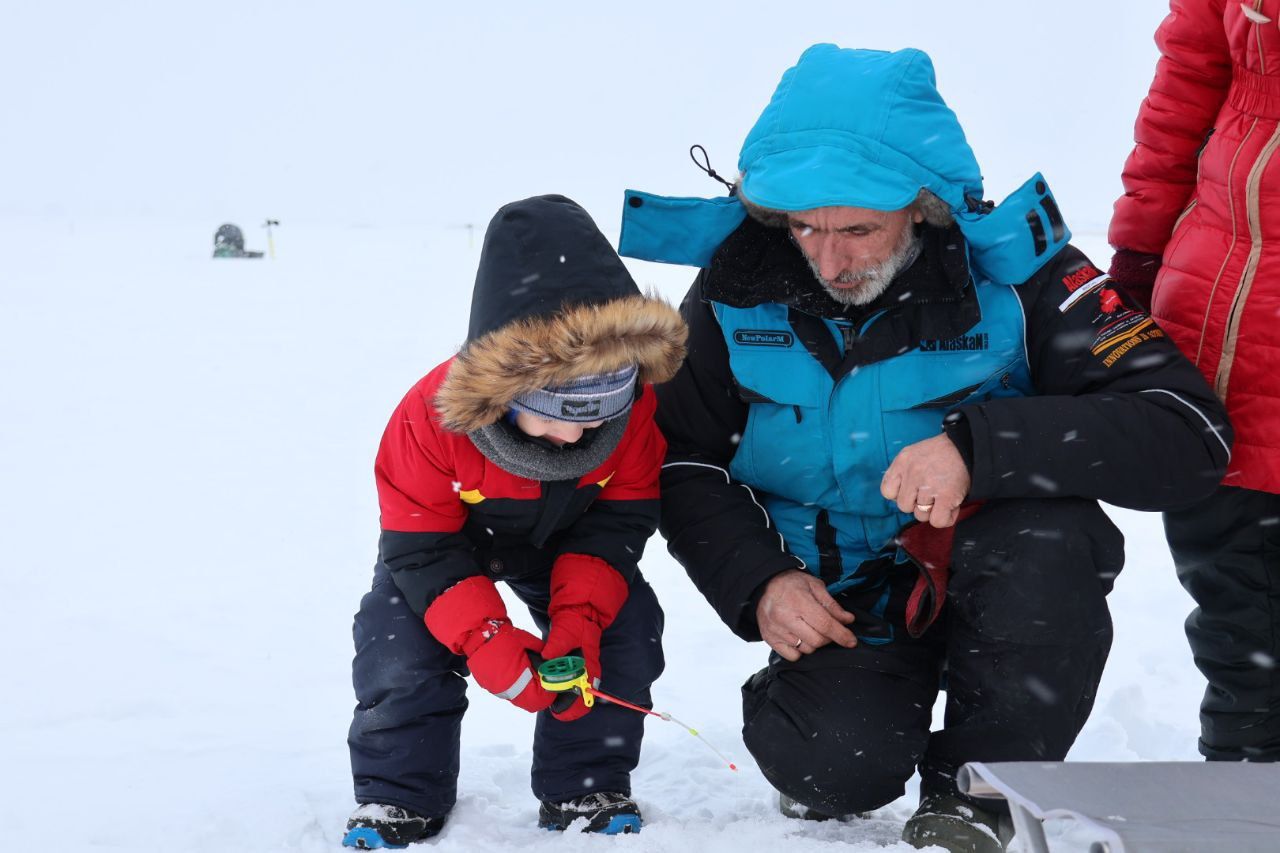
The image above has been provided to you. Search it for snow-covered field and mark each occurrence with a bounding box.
[0,218,1206,852]
[1,2,1209,851]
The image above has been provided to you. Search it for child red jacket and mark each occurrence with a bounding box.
[375,360,668,615]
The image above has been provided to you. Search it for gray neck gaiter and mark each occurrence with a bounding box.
[467,411,631,482]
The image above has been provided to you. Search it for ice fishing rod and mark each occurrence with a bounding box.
[535,655,738,772]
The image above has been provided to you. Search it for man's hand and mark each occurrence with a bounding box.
[881,433,971,529]
[756,570,857,661]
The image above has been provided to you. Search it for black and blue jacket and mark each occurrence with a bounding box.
[655,216,1233,642]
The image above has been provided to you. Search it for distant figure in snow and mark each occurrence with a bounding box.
[637,45,1233,852]
[343,195,686,848]
[1110,0,1280,763]
[211,223,263,258]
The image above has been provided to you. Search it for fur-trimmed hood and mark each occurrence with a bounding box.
[435,195,687,433]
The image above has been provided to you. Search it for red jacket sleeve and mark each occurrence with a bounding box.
[1110,0,1232,255]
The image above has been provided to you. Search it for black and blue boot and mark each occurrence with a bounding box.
[538,792,642,834]
[342,803,446,849]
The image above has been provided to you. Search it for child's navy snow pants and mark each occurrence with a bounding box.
[348,563,665,819]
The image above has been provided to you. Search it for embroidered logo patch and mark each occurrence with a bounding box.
[1058,273,1111,313]
[919,333,989,352]
[561,399,602,418]
[1062,264,1104,292]
[1092,316,1155,356]
[733,330,794,347]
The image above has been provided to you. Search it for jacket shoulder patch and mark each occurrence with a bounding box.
[1059,272,1111,313]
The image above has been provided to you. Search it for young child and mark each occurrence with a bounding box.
[343,195,687,848]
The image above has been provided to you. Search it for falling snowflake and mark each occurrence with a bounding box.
[1028,473,1059,492]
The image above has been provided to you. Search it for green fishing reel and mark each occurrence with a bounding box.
[536,655,595,707]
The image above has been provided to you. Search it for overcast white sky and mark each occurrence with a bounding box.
[2,0,1170,235]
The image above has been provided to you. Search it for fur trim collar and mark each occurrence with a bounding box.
[435,294,686,433]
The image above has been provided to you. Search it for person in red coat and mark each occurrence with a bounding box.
[343,195,687,847]
[1110,0,1280,762]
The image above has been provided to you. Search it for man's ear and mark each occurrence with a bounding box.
[910,206,926,225]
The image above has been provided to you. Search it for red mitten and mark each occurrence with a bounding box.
[424,576,554,713]
[895,503,983,638]
[541,555,629,721]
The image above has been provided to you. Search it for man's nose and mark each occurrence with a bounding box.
[813,236,850,281]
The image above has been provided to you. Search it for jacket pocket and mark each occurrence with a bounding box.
[879,359,1021,458]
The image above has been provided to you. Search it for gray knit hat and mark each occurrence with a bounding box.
[508,364,638,423]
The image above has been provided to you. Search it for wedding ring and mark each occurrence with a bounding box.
[916,503,935,511]
[793,638,803,649]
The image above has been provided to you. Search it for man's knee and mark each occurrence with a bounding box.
[949,498,1122,645]
[741,665,930,813]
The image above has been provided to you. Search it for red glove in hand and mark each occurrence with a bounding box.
[895,503,983,638]
[541,555,629,722]
[424,576,554,713]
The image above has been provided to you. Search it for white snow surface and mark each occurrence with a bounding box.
[1,2,1209,851]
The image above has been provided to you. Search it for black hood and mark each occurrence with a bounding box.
[467,194,641,342]
[437,196,687,434]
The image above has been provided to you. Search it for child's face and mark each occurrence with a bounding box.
[513,411,605,447]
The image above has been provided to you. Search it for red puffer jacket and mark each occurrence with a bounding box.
[1110,0,1280,494]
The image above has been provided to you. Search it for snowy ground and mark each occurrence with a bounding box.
[0,217,1206,852]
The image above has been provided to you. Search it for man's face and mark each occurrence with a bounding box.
[788,205,924,306]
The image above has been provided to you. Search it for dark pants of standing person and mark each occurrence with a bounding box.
[1166,484,1280,762]
[347,564,666,819]
[741,498,1123,815]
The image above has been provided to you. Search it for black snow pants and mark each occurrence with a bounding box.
[741,498,1122,816]
[1166,484,1280,762]
[347,563,665,818]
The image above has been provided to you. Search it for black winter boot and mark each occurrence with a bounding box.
[901,794,1014,852]
[538,792,642,834]
[342,803,446,849]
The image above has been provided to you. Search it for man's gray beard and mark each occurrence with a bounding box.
[807,225,923,307]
